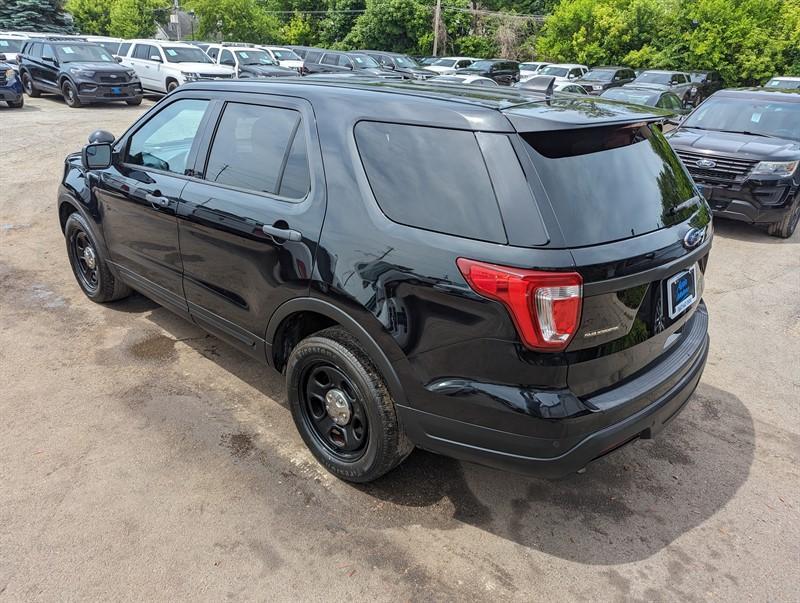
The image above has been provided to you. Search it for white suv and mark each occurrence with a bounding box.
[120,39,234,93]
[258,46,304,71]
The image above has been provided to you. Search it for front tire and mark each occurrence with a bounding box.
[166,80,179,93]
[126,96,143,106]
[62,80,82,108]
[7,97,23,108]
[768,199,800,239]
[65,212,131,302]
[21,71,39,97]
[286,327,413,482]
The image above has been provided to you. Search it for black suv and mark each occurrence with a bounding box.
[669,87,800,238]
[58,79,711,482]
[689,70,723,104]
[289,47,390,77]
[456,59,520,85]
[18,38,142,108]
[356,50,436,80]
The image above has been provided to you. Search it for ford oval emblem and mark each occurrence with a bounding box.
[683,227,706,249]
[695,158,716,168]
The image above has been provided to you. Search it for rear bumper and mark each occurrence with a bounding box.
[397,304,709,478]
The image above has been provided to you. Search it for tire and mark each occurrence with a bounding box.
[7,97,24,108]
[62,80,82,108]
[125,96,142,106]
[64,212,132,302]
[286,326,413,482]
[21,71,40,97]
[166,80,179,93]
[767,199,800,239]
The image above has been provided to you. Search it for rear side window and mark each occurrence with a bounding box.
[204,102,310,199]
[355,122,506,243]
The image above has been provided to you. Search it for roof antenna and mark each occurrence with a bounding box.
[518,75,556,98]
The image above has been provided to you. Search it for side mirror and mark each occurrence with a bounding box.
[88,129,115,144]
[0,53,6,61]
[82,143,112,170]
[114,56,122,63]
[149,54,162,63]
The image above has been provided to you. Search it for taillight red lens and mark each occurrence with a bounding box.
[456,258,583,351]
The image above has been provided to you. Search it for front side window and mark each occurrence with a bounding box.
[28,43,42,59]
[355,122,506,243]
[321,54,338,66]
[126,99,209,175]
[204,103,310,199]
[219,49,235,66]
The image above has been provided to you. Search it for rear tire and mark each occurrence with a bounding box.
[21,71,39,97]
[62,80,82,108]
[286,326,413,482]
[64,212,132,302]
[767,199,800,239]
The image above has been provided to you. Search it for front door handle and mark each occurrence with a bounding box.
[262,223,302,242]
[145,193,170,208]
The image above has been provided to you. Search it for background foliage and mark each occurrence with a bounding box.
[6,0,800,84]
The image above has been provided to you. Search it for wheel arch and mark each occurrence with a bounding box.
[266,297,409,407]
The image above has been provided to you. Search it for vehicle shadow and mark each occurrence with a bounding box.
[713,216,799,244]
[123,293,755,565]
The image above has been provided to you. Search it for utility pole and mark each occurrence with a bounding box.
[432,0,441,56]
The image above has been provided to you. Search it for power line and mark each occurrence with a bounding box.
[257,5,547,21]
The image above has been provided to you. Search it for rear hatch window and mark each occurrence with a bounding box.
[520,124,696,247]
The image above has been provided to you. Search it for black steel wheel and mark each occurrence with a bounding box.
[22,71,39,97]
[286,326,413,482]
[62,80,82,108]
[64,212,131,303]
[300,363,369,461]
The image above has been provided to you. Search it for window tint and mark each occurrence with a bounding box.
[207,46,219,59]
[118,42,131,56]
[220,49,235,66]
[126,99,208,174]
[42,44,54,60]
[338,55,352,68]
[132,44,148,59]
[29,43,42,59]
[204,103,310,199]
[321,53,338,66]
[355,122,506,243]
[306,50,322,62]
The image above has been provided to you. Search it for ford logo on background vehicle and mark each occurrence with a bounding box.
[695,158,716,168]
[683,227,706,249]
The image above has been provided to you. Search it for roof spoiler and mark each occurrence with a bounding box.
[518,75,556,98]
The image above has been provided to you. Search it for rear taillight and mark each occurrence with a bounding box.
[456,258,583,351]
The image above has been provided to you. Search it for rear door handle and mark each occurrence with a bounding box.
[262,223,302,242]
[145,193,169,208]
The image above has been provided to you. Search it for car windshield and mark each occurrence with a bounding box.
[271,48,300,61]
[163,46,213,63]
[467,60,495,70]
[96,41,120,54]
[540,66,569,77]
[681,96,800,140]
[583,69,616,82]
[351,54,379,68]
[765,78,800,90]
[393,55,417,68]
[601,88,658,105]
[519,63,542,70]
[55,44,115,63]
[235,50,274,65]
[0,38,26,53]
[433,58,456,67]
[635,72,673,85]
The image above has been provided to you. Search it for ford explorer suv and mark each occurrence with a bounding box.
[57,78,712,482]
[18,38,142,107]
[669,87,800,238]
[121,39,233,93]
[0,58,24,107]
[576,66,636,95]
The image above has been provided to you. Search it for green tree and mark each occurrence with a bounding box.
[0,0,74,32]
[184,0,280,42]
[280,12,316,45]
[65,0,112,34]
[108,0,169,38]
[344,0,431,53]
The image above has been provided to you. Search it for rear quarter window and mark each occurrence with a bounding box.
[354,122,506,243]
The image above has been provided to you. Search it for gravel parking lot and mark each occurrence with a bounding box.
[1,95,798,602]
